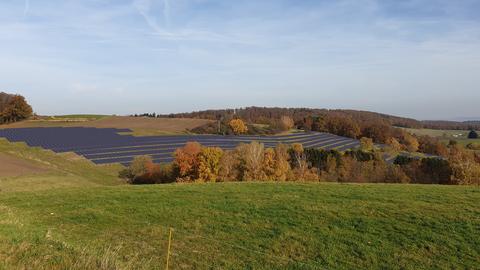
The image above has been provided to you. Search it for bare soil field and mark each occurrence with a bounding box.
[0,153,48,177]
[0,116,212,135]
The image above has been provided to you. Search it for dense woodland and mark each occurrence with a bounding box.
[120,140,480,186]
[0,92,33,124]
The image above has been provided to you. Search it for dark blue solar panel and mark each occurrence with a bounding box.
[0,127,360,166]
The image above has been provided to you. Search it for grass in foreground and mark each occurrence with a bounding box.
[0,182,478,270]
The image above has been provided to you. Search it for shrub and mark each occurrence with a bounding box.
[466,143,480,150]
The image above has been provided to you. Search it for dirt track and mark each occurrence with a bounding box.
[0,153,48,177]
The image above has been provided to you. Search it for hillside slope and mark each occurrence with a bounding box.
[0,139,122,192]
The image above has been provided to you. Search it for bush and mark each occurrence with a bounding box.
[119,156,176,184]
[466,143,480,150]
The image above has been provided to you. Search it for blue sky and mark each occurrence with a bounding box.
[0,0,479,120]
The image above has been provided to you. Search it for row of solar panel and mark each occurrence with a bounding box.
[0,127,360,166]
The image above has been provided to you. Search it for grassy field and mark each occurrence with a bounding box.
[0,139,479,269]
[1,183,479,270]
[52,114,110,120]
[404,127,480,146]
[0,116,212,136]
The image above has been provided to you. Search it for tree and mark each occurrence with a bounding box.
[290,143,305,169]
[324,115,361,139]
[173,142,202,181]
[278,116,295,131]
[218,150,240,181]
[263,148,276,180]
[448,145,480,185]
[361,122,392,143]
[468,130,479,139]
[237,142,265,181]
[386,137,402,153]
[401,133,419,152]
[0,95,33,124]
[273,144,291,181]
[229,119,248,135]
[198,147,224,182]
[359,137,374,152]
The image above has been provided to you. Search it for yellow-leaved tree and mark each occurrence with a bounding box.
[229,119,248,135]
[198,147,224,182]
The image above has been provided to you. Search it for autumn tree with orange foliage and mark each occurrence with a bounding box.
[174,142,202,181]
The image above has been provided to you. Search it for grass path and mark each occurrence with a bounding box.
[1,183,479,269]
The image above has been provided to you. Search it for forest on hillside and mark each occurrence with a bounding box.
[158,107,480,130]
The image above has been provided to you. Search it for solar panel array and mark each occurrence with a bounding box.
[0,127,360,166]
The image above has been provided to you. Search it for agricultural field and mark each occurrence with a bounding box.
[0,127,360,166]
[0,116,212,136]
[404,127,480,146]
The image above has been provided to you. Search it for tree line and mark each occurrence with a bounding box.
[0,92,33,124]
[120,140,480,186]
[158,107,480,130]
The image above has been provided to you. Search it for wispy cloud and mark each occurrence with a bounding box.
[1,0,480,118]
[133,0,162,33]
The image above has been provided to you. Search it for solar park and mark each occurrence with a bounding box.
[0,127,360,166]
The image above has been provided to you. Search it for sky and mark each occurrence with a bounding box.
[0,0,479,120]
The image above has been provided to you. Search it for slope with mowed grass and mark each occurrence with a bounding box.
[1,182,478,270]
